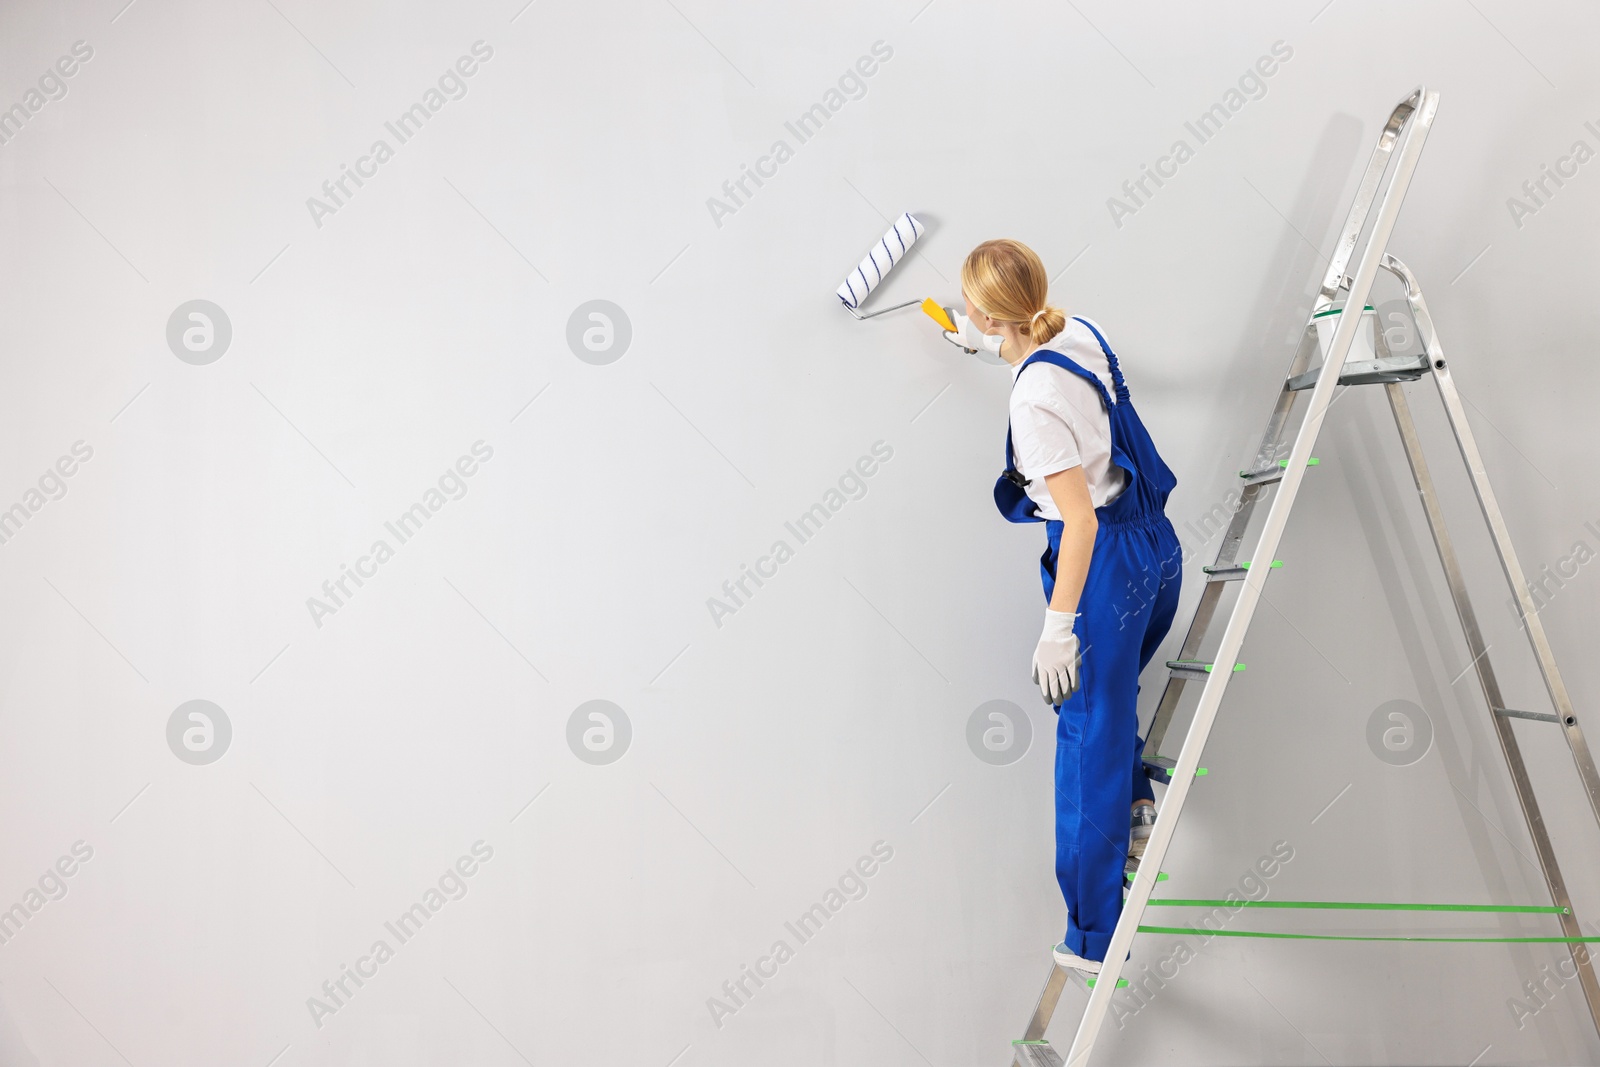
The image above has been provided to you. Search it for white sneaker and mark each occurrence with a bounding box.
[1051,942,1101,974]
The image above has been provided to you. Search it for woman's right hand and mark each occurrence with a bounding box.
[942,311,1001,358]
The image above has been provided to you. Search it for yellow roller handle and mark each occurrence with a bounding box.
[920,298,956,333]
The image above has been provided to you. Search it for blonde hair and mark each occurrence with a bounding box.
[960,239,1066,341]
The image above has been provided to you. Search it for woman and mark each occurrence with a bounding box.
[950,239,1182,976]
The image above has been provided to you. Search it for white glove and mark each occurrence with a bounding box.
[1032,609,1081,705]
[942,311,1003,358]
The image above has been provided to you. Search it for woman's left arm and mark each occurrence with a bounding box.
[1043,466,1097,613]
[1028,466,1097,704]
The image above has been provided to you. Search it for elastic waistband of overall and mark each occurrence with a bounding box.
[1047,512,1173,534]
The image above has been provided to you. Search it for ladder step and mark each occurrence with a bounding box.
[1167,660,1246,681]
[1204,565,1248,582]
[1239,459,1317,486]
[1495,706,1568,726]
[1143,755,1176,776]
[1204,560,1283,582]
[1239,467,1284,486]
[1286,354,1431,391]
[1143,757,1207,781]
[1012,1039,1065,1067]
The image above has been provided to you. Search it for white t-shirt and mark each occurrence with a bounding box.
[1006,317,1128,517]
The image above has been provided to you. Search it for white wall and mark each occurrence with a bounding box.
[0,0,1596,1064]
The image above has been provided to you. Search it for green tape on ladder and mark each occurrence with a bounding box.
[1138,925,1600,944]
[1126,870,1169,883]
[1311,304,1375,319]
[1278,457,1320,467]
[1172,661,1245,673]
[1240,560,1283,570]
[1085,977,1129,988]
[1144,900,1567,914]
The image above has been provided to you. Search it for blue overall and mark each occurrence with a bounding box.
[995,318,1182,962]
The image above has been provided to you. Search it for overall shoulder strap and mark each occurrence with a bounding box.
[1006,349,1113,474]
[1014,348,1114,409]
[1071,317,1130,404]
[1004,353,1067,474]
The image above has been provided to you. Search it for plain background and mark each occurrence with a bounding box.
[0,0,1596,1064]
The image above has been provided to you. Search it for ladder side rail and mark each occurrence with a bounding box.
[1387,256,1600,828]
[1063,87,1439,1067]
[1382,377,1600,1035]
[1018,963,1072,1045]
[1142,586,1221,755]
[1246,325,1323,478]
[1145,482,1272,754]
[1317,89,1424,301]
[1146,327,1322,754]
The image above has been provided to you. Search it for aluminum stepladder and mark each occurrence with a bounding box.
[1010,85,1600,1067]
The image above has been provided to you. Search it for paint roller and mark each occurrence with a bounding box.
[836,212,923,318]
[837,213,960,333]
[835,213,992,362]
